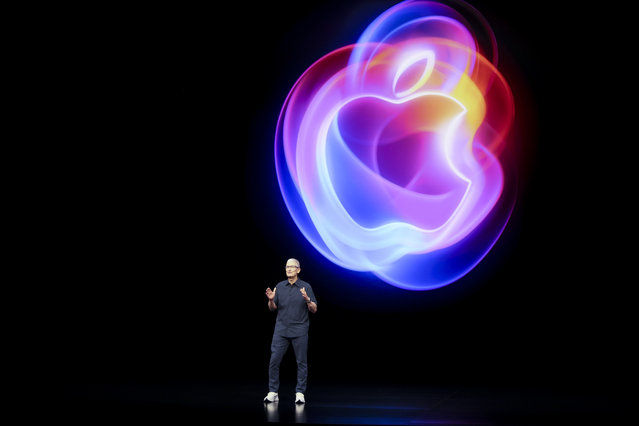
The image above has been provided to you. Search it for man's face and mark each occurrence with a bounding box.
[285,261,300,279]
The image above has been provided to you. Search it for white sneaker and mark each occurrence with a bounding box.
[264,392,279,403]
[295,392,305,404]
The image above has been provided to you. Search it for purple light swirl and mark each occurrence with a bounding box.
[275,0,516,290]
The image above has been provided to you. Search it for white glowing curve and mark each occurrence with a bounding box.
[351,15,477,90]
[295,91,493,270]
[392,50,436,98]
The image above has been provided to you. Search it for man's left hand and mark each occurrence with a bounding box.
[300,287,310,302]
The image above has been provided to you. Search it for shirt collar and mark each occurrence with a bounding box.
[287,279,301,287]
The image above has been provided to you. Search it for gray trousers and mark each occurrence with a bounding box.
[268,333,308,393]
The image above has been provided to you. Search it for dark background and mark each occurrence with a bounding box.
[49,0,630,396]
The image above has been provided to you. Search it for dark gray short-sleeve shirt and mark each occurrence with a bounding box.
[272,279,317,337]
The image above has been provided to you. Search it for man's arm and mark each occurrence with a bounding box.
[268,299,277,311]
[265,287,277,311]
[305,299,317,314]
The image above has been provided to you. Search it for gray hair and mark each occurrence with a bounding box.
[287,258,300,268]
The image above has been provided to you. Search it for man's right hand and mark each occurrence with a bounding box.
[265,287,276,300]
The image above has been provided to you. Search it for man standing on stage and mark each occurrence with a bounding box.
[264,258,317,404]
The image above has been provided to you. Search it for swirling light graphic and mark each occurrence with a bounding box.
[275,0,515,290]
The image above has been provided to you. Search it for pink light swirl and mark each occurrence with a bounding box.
[275,0,516,290]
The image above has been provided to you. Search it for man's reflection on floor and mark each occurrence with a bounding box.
[295,403,307,423]
[264,402,306,423]
[264,402,279,422]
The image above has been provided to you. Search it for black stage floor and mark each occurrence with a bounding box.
[59,381,629,425]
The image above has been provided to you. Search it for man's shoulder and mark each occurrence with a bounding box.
[275,280,288,288]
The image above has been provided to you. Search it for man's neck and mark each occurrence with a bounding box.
[288,277,298,285]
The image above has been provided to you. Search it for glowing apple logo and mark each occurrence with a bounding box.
[275,0,516,290]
